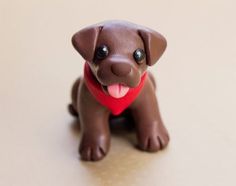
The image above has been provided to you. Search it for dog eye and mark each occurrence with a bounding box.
[95,45,109,60]
[133,49,145,63]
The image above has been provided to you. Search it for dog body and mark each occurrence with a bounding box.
[69,21,169,161]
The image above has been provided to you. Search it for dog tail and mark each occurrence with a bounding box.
[68,77,81,117]
[68,104,78,117]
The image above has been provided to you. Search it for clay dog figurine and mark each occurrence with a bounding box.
[69,21,169,161]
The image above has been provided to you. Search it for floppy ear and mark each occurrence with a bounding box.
[72,25,102,62]
[138,28,167,66]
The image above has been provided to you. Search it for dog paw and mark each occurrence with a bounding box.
[137,123,170,152]
[79,134,110,161]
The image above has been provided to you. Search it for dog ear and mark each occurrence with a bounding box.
[138,28,167,66]
[72,25,102,62]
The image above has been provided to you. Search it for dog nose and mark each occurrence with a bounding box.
[111,63,131,77]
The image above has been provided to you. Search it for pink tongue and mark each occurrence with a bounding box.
[107,84,129,98]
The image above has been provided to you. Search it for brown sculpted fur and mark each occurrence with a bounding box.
[69,21,170,161]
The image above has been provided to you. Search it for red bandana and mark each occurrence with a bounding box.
[84,63,147,115]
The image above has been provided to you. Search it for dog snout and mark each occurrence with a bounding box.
[111,63,131,77]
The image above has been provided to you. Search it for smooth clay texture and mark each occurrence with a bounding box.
[0,0,235,186]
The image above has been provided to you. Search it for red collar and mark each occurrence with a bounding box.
[84,63,147,115]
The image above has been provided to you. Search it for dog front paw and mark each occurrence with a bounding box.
[137,122,170,152]
[79,134,110,161]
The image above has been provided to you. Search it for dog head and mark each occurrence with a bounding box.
[72,21,167,98]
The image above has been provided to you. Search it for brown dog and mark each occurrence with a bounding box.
[69,21,169,161]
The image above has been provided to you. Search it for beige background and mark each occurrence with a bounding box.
[0,0,236,185]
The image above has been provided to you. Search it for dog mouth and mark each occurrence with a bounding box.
[102,84,130,98]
